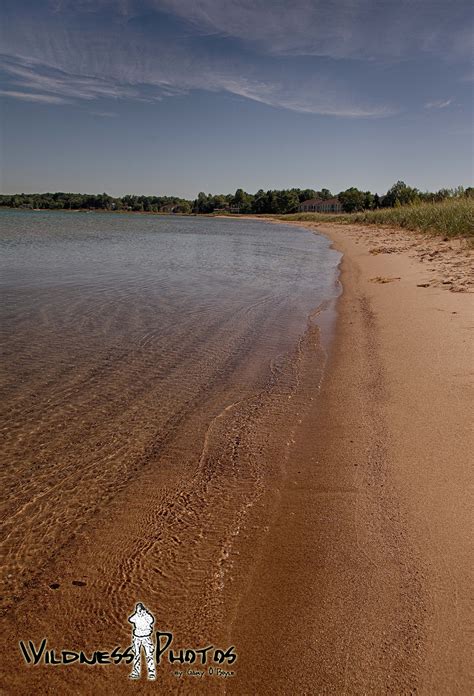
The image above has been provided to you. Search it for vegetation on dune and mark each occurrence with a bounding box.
[283,198,474,238]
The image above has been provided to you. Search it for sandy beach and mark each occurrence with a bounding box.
[3,0,472,690]
[1,217,472,694]
[229,221,473,694]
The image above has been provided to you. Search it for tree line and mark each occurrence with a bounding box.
[0,192,193,214]
[1,183,472,215]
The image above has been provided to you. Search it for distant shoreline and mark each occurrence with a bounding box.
[0,207,265,219]
[0,206,197,217]
[3,199,471,239]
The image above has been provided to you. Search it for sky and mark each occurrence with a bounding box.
[0,0,473,198]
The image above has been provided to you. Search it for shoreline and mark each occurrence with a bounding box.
[228,221,473,693]
[1,217,472,693]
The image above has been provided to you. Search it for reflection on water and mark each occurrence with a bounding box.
[0,209,340,617]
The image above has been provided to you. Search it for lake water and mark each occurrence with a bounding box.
[0,210,340,664]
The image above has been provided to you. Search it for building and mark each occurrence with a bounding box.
[298,197,343,213]
[160,203,177,214]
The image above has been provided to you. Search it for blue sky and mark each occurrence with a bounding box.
[1,0,473,197]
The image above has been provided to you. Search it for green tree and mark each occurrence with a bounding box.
[231,189,253,213]
[276,189,299,214]
[338,187,366,212]
[194,192,212,213]
[318,188,333,200]
[175,201,192,214]
[383,181,419,207]
[364,191,375,210]
[298,189,317,203]
[252,189,267,213]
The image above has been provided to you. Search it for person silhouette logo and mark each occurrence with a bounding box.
[128,603,156,680]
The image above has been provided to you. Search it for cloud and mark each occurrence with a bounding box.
[156,0,474,61]
[89,110,118,117]
[425,98,453,109]
[0,57,143,101]
[218,76,394,118]
[0,50,395,117]
[1,0,470,117]
[0,89,70,104]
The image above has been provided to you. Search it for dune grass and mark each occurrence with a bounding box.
[281,198,474,239]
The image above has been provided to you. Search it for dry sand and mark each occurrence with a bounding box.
[228,222,473,694]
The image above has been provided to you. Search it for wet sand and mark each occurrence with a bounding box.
[1,216,472,694]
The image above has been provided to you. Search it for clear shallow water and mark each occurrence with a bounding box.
[0,209,340,618]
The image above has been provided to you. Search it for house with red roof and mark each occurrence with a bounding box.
[298,197,343,213]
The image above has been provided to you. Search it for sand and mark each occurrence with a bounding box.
[1,220,472,694]
[228,222,473,694]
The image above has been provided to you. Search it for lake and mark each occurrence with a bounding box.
[0,210,340,690]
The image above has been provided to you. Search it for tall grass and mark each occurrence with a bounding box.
[282,198,474,238]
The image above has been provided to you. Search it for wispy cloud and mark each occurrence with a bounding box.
[425,98,453,109]
[89,110,118,118]
[0,89,70,104]
[0,0,471,118]
[156,0,474,61]
[0,57,142,101]
[2,53,396,117]
[219,76,394,118]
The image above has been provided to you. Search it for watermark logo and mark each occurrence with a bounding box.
[19,602,237,682]
[128,602,156,680]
